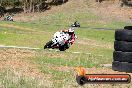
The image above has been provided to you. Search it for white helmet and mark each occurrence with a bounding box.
[68,27,74,32]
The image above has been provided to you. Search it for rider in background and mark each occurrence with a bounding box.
[61,21,80,45]
[4,13,13,21]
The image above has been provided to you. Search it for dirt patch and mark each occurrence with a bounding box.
[0,23,35,31]
[14,13,40,22]
[1,59,44,77]
[44,63,73,72]
[0,49,51,79]
[89,1,132,23]
[46,53,67,58]
[0,48,36,59]
[10,0,88,22]
[39,50,67,58]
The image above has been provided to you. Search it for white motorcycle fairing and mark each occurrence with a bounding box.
[52,31,70,46]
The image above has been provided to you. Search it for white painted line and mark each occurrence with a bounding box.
[98,55,103,57]
[48,49,53,51]
[86,53,92,55]
[72,52,81,54]
[55,50,60,52]
[100,64,112,67]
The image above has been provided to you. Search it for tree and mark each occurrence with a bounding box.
[121,0,132,7]
[0,0,68,14]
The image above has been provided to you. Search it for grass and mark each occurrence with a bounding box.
[0,1,132,87]
[76,29,115,43]
[0,27,52,48]
[0,69,52,88]
[0,13,124,88]
[33,53,96,68]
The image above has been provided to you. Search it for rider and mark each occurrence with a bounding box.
[61,21,80,45]
[4,13,13,21]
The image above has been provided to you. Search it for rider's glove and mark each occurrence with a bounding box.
[69,40,75,45]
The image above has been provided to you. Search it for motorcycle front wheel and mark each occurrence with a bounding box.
[44,41,53,49]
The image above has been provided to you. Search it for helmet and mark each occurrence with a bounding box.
[68,28,74,33]
[71,21,80,27]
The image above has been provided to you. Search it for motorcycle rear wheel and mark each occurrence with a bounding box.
[59,45,66,51]
[59,43,69,51]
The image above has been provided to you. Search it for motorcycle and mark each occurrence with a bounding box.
[44,21,80,51]
[44,31,73,51]
[4,15,13,21]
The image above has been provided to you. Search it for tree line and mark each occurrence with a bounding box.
[0,0,131,16]
[0,0,68,14]
[96,0,132,6]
